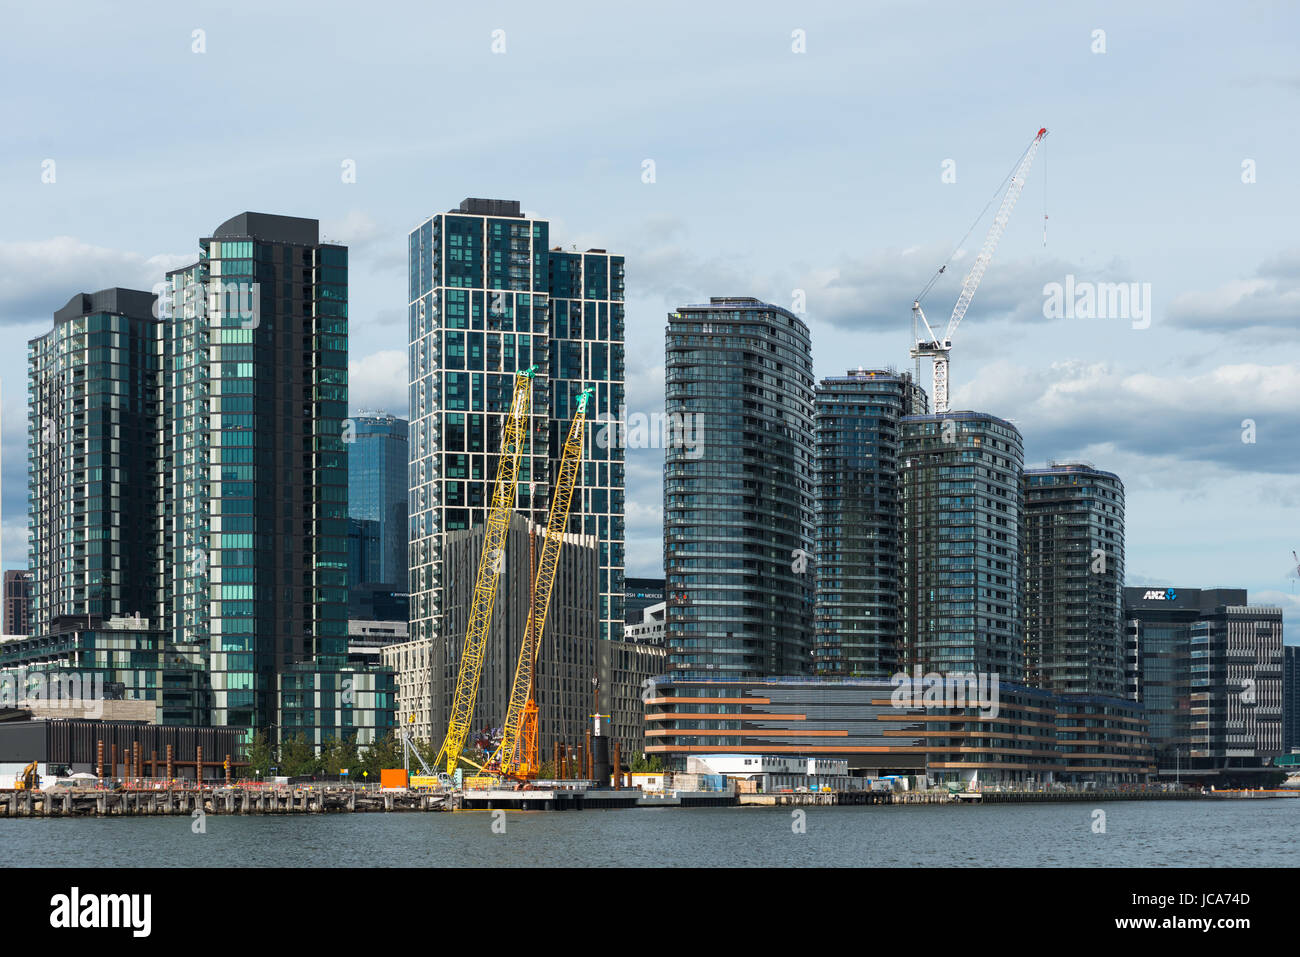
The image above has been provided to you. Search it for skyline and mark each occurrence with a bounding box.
[3,1,1299,634]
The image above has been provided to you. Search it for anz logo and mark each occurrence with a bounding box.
[1142,589,1177,601]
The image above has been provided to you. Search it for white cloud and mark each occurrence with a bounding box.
[0,237,192,324]
[349,350,408,416]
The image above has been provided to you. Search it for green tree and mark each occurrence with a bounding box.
[246,730,274,778]
[629,753,663,774]
[279,733,320,777]
[356,731,405,781]
[320,736,360,775]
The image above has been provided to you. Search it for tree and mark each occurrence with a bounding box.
[246,730,274,778]
[279,733,320,777]
[629,753,663,774]
[320,736,360,775]
[356,731,405,781]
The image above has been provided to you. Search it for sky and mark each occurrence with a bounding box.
[2,0,1298,632]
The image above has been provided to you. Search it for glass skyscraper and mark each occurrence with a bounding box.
[663,297,815,679]
[21,219,394,747]
[813,369,927,677]
[347,411,408,591]
[403,198,624,739]
[28,289,160,636]
[163,212,353,736]
[900,411,1024,679]
[1022,464,1125,695]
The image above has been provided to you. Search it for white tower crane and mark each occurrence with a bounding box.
[912,127,1048,413]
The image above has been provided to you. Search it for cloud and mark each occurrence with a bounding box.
[1166,251,1300,332]
[0,238,193,325]
[349,349,408,416]
[958,358,1300,476]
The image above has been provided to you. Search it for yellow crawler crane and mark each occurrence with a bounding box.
[435,366,537,775]
[490,386,595,781]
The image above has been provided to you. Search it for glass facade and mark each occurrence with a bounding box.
[407,199,626,653]
[901,412,1024,679]
[1124,587,1282,773]
[813,369,926,677]
[24,217,394,748]
[664,298,815,679]
[347,412,408,590]
[27,290,161,636]
[163,214,354,741]
[1022,465,1125,695]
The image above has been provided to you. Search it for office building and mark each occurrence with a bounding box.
[624,577,665,625]
[407,197,626,664]
[644,676,1152,785]
[1124,586,1283,779]
[900,412,1024,680]
[347,411,408,590]
[3,570,33,637]
[663,297,815,679]
[1022,464,1125,695]
[1284,645,1299,754]
[813,368,926,677]
[347,518,382,591]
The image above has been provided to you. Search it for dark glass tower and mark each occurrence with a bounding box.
[27,289,161,635]
[664,297,815,679]
[164,212,353,736]
[900,411,1024,679]
[813,369,927,677]
[1022,464,1125,695]
[348,411,409,590]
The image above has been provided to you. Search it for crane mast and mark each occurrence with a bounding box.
[435,366,537,775]
[912,127,1047,413]
[490,386,595,781]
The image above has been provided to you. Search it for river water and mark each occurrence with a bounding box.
[3,799,1295,867]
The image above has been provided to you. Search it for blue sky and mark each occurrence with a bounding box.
[2,0,1298,631]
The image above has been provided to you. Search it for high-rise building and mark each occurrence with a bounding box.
[407,198,625,658]
[1124,586,1283,778]
[162,212,358,739]
[813,369,926,677]
[547,247,626,642]
[1022,464,1125,695]
[3,570,34,636]
[663,297,815,679]
[623,577,664,626]
[1285,644,1299,755]
[347,411,408,590]
[16,219,394,746]
[900,412,1024,679]
[28,289,161,637]
[347,518,382,590]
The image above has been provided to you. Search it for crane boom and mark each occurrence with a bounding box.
[435,366,537,774]
[912,127,1047,413]
[491,386,595,780]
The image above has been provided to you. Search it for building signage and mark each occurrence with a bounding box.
[1141,589,1177,600]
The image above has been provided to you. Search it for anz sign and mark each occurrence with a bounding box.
[1142,589,1178,601]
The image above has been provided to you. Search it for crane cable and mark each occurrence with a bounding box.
[914,136,1038,305]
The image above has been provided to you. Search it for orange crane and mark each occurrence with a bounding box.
[487,386,595,781]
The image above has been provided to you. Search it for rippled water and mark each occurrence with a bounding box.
[4,799,1296,867]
